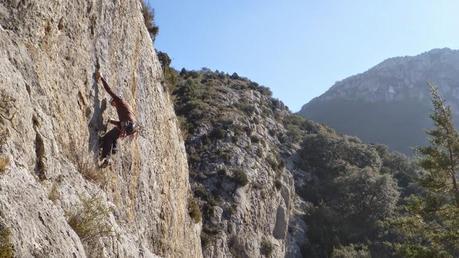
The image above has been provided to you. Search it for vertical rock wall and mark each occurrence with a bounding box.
[0,0,201,257]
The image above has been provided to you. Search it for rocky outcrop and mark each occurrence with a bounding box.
[170,70,308,257]
[0,0,201,257]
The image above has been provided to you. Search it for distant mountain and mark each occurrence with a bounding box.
[299,48,459,154]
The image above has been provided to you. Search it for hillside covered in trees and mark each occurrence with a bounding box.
[157,55,458,257]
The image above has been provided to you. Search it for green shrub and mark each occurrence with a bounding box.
[0,223,14,258]
[209,128,226,140]
[141,1,159,40]
[188,71,200,79]
[237,103,256,116]
[216,149,232,162]
[274,179,282,190]
[188,197,202,223]
[157,51,171,69]
[217,168,227,175]
[194,184,209,199]
[256,148,263,158]
[250,135,260,144]
[66,195,112,241]
[266,155,278,171]
[260,238,274,256]
[257,86,272,97]
[157,51,179,93]
[285,124,304,143]
[233,169,248,186]
[331,244,370,258]
[177,115,190,140]
[248,81,259,88]
[230,72,240,80]
[228,204,238,216]
[201,231,211,248]
[215,118,233,127]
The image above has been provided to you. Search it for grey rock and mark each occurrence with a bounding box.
[0,0,201,257]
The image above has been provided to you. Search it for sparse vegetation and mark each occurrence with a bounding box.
[266,153,283,173]
[0,90,17,125]
[48,182,60,204]
[200,231,211,248]
[141,0,159,41]
[209,127,226,140]
[260,238,274,256]
[331,244,370,258]
[283,114,317,143]
[250,135,260,144]
[0,154,10,174]
[188,197,202,223]
[66,194,112,241]
[76,155,107,185]
[0,130,8,147]
[170,69,294,255]
[157,51,179,94]
[274,179,282,190]
[236,103,256,116]
[232,169,248,187]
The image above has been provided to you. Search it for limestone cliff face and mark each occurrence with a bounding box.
[0,0,201,257]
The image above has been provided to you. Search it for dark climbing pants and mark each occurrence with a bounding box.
[100,127,121,159]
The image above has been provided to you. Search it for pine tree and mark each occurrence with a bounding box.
[389,85,459,257]
[418,85,459,205]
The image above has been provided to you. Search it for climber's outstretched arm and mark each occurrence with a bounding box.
[99,75,121,101]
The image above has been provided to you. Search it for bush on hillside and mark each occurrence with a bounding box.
[141,1,159,40]
[233,169,248,187]
[66,195,112,241]
[260,238,274,256]
[188,197,202,223]
[331,244,370,258]
[297,131,400,257]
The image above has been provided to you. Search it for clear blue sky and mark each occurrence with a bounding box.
[149,0,459,111]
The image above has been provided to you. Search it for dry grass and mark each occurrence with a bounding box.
[0,223,14,258]
[0,154,10,174]
[48,182,60,204]
[0,129,8,147]
[76,155,107,186]
[66,194,113,241]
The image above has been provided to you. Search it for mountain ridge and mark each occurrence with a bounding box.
[299,47,459,154]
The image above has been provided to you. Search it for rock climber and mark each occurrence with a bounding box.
[96,71,138,167]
